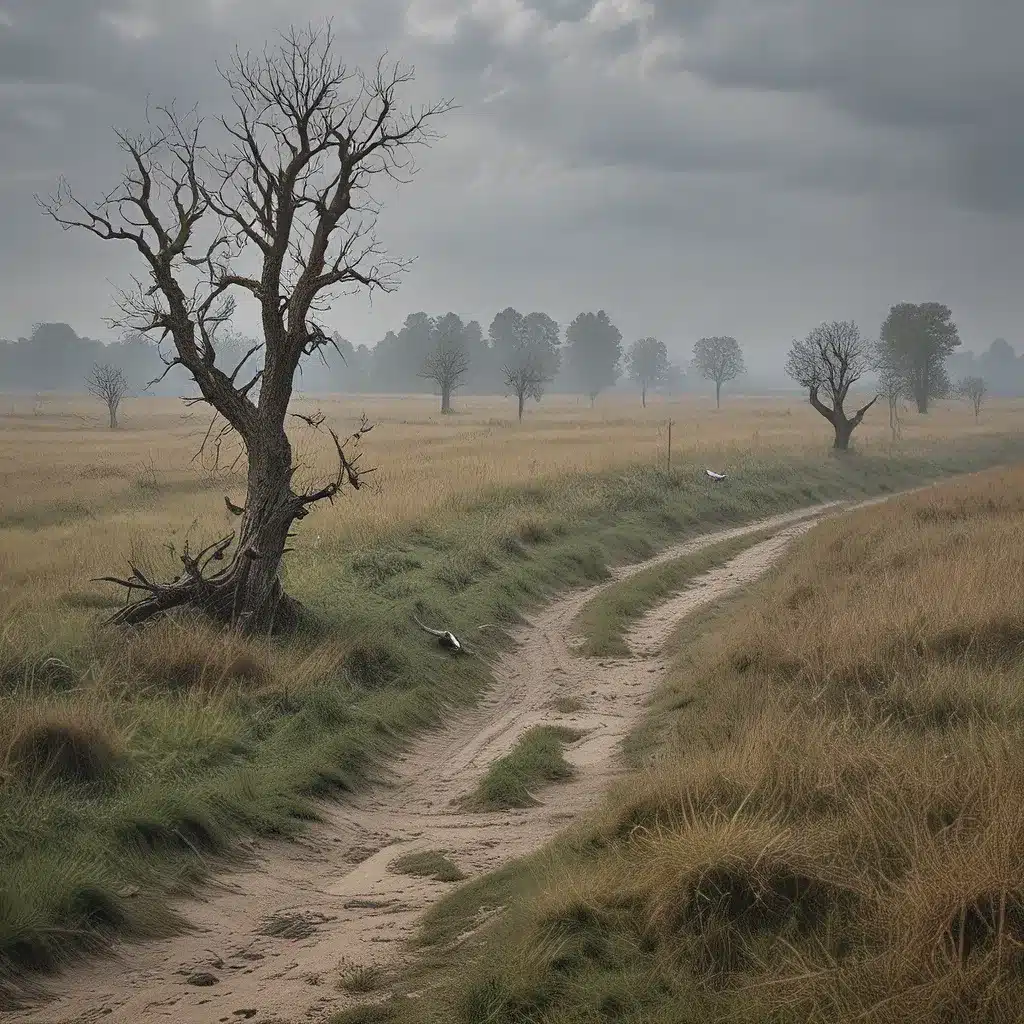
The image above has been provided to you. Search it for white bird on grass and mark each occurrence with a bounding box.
[412,613,464,652]
[706,469,727,481]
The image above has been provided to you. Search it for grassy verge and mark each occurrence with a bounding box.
[460,726,584,811]
[375,463,1024,1024]
[2,435,1024,1006]
[571,521,790,656]
[390,850,466,883]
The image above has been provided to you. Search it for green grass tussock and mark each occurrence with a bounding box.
[390,850,466,883]
[462,726,585,811]
[2,436,1024,1004]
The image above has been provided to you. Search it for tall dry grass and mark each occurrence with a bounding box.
[411,466,1024,1024]
[2,391,1018,619]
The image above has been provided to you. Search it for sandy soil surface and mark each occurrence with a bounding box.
[8,499,860,1024]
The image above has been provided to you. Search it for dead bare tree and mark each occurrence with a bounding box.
[85,362,129,428]
[38,23,452,634]
[502,357,551,423]
[785,320,878,450]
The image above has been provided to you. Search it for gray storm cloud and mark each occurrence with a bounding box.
[0,0,1019,366]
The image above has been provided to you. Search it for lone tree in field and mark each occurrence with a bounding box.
[502,357,551,422]
[786,321,878,450]
[564,310,622,406]
[419,313,470,413]
[85,362,129,428]
[626,336,668,407]
[490,307,559,421]
[879,302,960,413]
[958,375,987,420]
[39,24,451,633]
[691,335,745,408]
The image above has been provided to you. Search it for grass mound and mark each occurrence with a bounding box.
[397,464,1024,1024]
[6,717,122,787]
[462,726,584,811]
[390,850,466,883]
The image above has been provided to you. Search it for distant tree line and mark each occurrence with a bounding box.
[5,308,1016,418]
[0,314,756,412]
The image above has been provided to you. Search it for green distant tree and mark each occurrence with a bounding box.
[626,336,668,407]
[879,302,960,413]
[565,310,622,405]
[691,335,745,408]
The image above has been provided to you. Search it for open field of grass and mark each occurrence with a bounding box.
[0,390,1022,1007]
[387,464,1024,1024]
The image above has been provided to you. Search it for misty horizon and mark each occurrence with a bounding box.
[1,1,1021,378]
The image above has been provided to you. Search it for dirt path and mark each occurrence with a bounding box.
[9,499,855,1024]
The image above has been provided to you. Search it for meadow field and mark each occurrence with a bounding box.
[0,389,1022,1009]
[399,463,1024,1024]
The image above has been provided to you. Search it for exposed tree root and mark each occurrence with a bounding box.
[95,531,301,635]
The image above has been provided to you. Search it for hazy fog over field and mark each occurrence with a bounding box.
[0,0,1021,371]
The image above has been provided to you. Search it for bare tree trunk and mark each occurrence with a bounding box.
[104,426,304,633]
[914,374,929,413]
[517,391,525,422]
[441,385,451,414]
[641,383,647,408]
[715,380,721,408]
[833,416,854,450]
[108,404,118,429]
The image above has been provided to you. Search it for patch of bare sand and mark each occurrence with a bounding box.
[7,497,889,1024]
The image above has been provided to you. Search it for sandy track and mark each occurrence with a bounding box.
[9,499,853,1024]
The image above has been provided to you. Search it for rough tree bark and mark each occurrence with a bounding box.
[809,387,878,451]
[39,23,451,634]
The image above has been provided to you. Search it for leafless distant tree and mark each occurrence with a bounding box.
[502,356,551,422]
[785,320,878,450]
[86,362,129,428]
[419,316,469,413]
[38,23,452,634]
[420,344,468,413]
[957,375,987,420]
[873,338,909,442]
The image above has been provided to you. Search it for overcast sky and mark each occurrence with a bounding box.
[1,0,1020,370]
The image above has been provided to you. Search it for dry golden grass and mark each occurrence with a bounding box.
[2,387,1023,1010]
[408,465,1024,1024]
[2,390,1019,620]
